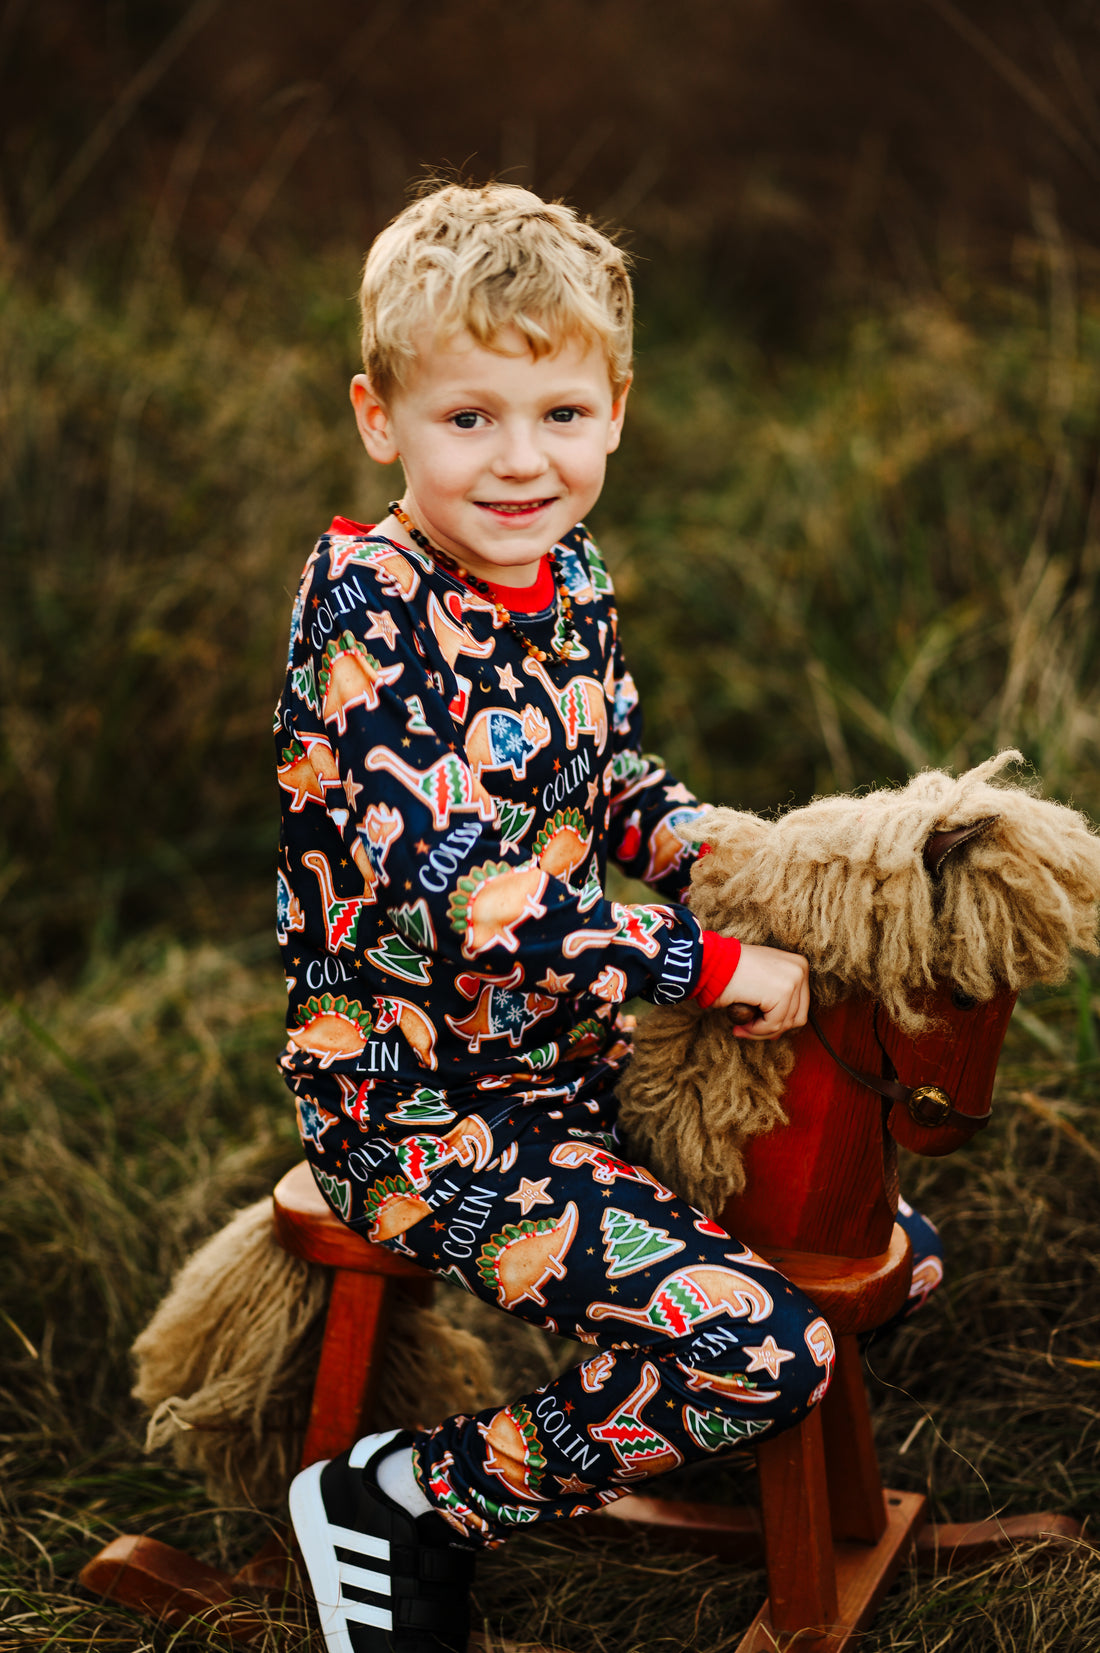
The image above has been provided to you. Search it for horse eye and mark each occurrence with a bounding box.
[951,987,977,1010]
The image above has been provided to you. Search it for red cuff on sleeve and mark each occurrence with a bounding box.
[693,931,743,1010]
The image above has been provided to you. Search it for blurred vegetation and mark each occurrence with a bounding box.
[1,242,1099,1648]
[3,226,1100,980]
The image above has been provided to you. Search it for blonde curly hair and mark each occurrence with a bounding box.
[358,181,633,399]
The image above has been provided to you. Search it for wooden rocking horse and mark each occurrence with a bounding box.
[81,754,1100,1650]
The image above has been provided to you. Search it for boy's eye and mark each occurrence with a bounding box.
[548,407,581,423]
[450,411,482,429]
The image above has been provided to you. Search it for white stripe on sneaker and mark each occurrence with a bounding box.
[343,1601,393,1631]
[337,1558,390,1595]
[325,1519,390,1560]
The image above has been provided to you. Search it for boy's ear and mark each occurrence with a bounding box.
[350,374,400,464]
[605,373,632,455]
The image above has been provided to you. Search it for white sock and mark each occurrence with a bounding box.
[375,1443,433,1519]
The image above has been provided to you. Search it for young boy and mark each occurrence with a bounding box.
[275,183,942,1653]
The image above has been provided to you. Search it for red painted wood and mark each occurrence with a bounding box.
[724,987,1016,1258]
[589,1495,764,1562]
[77,1536,267,1642]
[914,1512,1085,1569]
[768,1224,912,1336]
[735,1490,928,1653]
[885,988,1016,1155]
[300,1269,392,1467]
[724,999,899,1258]
[822,1336,886,1544]
[273,1161,429,1278]
[756,1402,838,1632]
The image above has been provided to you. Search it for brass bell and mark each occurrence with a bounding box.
[906,1084,954,1128]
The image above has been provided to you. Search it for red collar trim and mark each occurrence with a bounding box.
[327,518,554,614]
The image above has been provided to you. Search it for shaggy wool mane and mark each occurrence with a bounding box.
[616,752,1100,1217]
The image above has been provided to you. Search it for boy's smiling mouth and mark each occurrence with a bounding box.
[476,498,556,517]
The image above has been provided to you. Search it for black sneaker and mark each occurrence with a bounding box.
[289,1428,476,1653]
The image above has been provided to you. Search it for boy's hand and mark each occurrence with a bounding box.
[713,942,810,1040]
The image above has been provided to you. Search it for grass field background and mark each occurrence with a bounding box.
[2,244,1098,1651]
[3,3,1100,1644]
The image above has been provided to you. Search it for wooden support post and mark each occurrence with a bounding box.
[300,1270,391,1468]
[821,1335,887,1545]
[756,1403,839,1633]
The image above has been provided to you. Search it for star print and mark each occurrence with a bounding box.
[292,957,301,965]
[365,609,399,649]
[743,1335,796,1380]
[311,595,320,608]
[563,1401,574,1414]
[401,737,411,747]
[553,758,561,772]
[585,777,600,810]
[554,1473,594,1494]
[495,661,522,700]
[586,1246,594,1254]
[503,1176,555,1216]
[340,857,348,867]
[664,782,695,804]
[607,1283,618,1293]
[341,1139,349,1150]
[343,770,364,809]
[432,1220,445,1231]
[415,840,430,854]
[537,968,575,994]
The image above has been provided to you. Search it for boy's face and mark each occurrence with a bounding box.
[351,326,629,586]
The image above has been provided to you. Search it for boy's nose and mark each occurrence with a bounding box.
[491,423,549,479]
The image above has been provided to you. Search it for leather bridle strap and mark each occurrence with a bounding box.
[807,1004,992,1135]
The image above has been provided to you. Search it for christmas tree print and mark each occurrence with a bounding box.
[496,798,535,852]
[600,1206,685,1278]
[392,897,437,951]
[682,1405,769,1454]
[366,930,432,985]
[316,1168,351,1222]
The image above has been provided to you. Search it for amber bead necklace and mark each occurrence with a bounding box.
[388,501,579,665]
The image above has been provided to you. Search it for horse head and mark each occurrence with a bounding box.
[617,753,1100,1258]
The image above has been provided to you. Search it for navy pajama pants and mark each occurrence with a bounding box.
[303,1083,943,1548]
